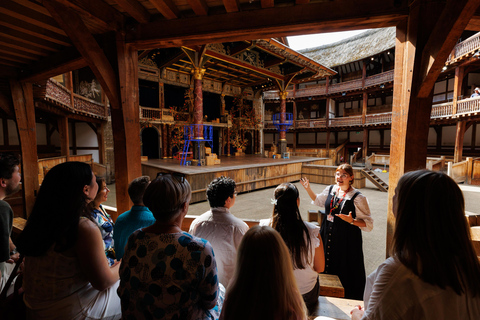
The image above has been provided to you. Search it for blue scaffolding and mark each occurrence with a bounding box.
[273,113,293,132]
[180,124,213,166]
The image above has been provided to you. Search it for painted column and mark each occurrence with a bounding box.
[193,67,205,139]
[279,90,288,155]
[162,124,168,158]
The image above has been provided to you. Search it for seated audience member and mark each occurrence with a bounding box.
[260,183,325,313]
[113,176,154,259]
[16,162,121,319]
[189,176,248,288]
[0,153,21,292]
[220,225,307,320]
[88,176,116,265]
[118,172,224,320]
[351,170,480,320]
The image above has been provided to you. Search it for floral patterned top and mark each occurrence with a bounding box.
[90,205,115,265]
[118,230,223,320]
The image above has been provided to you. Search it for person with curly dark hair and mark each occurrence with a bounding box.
[189,176,249,288]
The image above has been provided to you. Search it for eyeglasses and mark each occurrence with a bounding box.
[156,172,186,183]
[335,172,349,179]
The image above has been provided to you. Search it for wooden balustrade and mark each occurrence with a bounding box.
[329,116,362,127]
[431,102,453,118]
[448,32,480,62]
[140,106,163,120]
[456,98,480,115]
[329,79,363,94]
[364,70,394,87]
[365,112,392,124]
[295,85,327,98]
[295,119,327,128]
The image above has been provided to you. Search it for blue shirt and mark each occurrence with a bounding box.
[113,205,155,259]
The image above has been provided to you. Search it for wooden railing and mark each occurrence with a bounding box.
[364,70,394,87]
[329,79,363,94]
[366,153,390,169]
[295,119,327,128]
[456,97,480,115]
[365,112,392,124]
[447,32,480,62]
[449,159,469,183]
[431,102,453,118]
[329,116,362,127]
[140,106,162,120]
[295,86,327,98]
[428,156,446,172]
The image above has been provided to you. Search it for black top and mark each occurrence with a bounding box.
[321,185,366,300]
[0,200,13,263]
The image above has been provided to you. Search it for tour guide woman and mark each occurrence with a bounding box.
[301,163,373,300]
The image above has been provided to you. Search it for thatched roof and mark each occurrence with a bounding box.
[298,28,396,68]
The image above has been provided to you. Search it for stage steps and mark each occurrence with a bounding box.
[361,169,389,192]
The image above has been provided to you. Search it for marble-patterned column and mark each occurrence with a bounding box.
[279,90,288,155]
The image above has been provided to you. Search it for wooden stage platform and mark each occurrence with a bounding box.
[142,155,331,203]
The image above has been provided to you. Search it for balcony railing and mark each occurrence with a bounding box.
[457,97,480,115]
[295,119,327,128]
[431,102,453,118]
[447,32,480,62]
[329,79,363,94]
[329,116,362,127]
[364,70,394,87]
[365,112,392,124]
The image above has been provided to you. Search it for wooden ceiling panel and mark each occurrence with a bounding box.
[149,0,181,19]
[112,0,151,23]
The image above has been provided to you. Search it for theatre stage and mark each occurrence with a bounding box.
[142,155,330,203]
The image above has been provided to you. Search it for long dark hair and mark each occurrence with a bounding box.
[271,183,311,269]
[16,162,94,256]
[392,170,480,296]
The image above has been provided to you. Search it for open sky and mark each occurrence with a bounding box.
[287,30,370,51]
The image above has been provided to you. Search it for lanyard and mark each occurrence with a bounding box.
[329,187,350,216]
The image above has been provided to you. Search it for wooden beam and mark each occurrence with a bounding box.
[20,47,87,83]
[186,0,209,16]
[149,0,180,20]
[57,115,70,160]
[0,12,71,46]
[0,36,51,56]
[43,0,120,109]
[52,0,124,31]
[222,0,240,13]
[96,122,106,164]
[10,80,39,218]
[387,1,445,256]
[261,0,275,9]
[0,25,64,51]
[418,0,480,98]
[110,33,142,218]
[454,120,466,163]
[129,1,408,49]
[0,91,14,117]
[296,0,310,4]
[111,0,150,24]
[452,66,464,114]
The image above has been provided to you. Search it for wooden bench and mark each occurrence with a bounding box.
[12,217,26,235]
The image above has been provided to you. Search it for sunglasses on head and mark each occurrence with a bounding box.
[156,172,186,183]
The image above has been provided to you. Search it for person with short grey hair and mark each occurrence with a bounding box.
[113,175,155,259]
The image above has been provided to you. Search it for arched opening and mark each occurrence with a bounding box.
[141,127,160,159]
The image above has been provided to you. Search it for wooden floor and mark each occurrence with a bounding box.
[142,154,324,174]
[141,155,330,203]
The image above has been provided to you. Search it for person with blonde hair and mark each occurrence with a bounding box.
[301,163,373,300]
[220,225,307,320]
[351,170,480,319]
[260,183,324,312]
[118,172,223,320]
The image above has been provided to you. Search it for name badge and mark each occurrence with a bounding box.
[327,214,334,222]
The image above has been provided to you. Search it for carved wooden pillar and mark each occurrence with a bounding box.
[10,80,39,218]
[227,127,231,156]
[193,67,205,139]
[362,92,368,125]
[167,124,172,158]
[162,124,167,158]
[279,90,288,154]
[362,128,369,161]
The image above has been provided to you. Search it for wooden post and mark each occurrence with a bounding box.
[279,90,288,154]
[379,129,384,150]
[10,80,39,218]
[109,35,142,218]
[454,120,466,163]
[452,66,464,115]
[71,122,77,154]
[227,127,230,156]
[362,92,368,124]
[96,122,105,164]
[362,59,367,88]
[467,157,473,184]
[435,126,442,151]
[471,124,477,152]
[57,116,70,160]
[362,128,369,161]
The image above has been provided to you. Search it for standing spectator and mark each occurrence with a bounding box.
[17,162,121,319]
[220,225,307,320]
[189,176,249,288]
[0,153,21,291]
[113,176,155,259]
[118,172,223,319]
[260,183,324,312]
[351,170,480,319]
[471,87,480,98]
[301,163,373,300]
[88,177,115,265]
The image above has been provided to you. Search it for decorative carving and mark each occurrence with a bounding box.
[268,65,282,74]
[139,57,158,68]
[207,43,226,55]
[78,79,101,100]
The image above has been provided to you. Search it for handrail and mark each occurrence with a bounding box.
[447,32,480,62]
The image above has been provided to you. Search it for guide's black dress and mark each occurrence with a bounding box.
[321,185,366,300]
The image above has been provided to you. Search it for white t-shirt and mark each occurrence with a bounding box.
[362,257,480,319]
[189,207,249,289]
[259,218,320,294]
